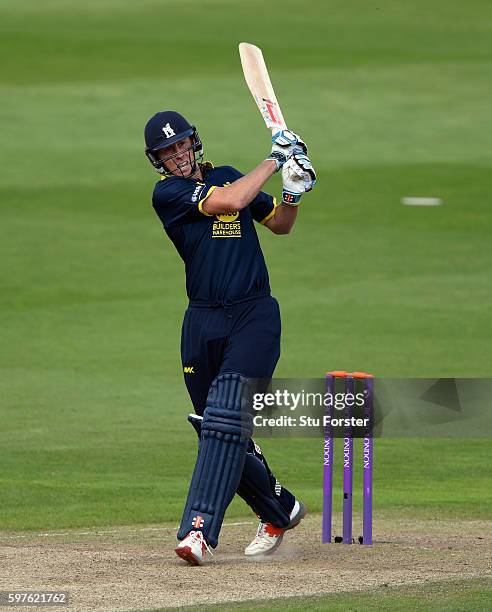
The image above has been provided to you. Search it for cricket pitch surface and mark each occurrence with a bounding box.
[1,514,490,610]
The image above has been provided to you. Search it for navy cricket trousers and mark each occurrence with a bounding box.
[181,294,281,414]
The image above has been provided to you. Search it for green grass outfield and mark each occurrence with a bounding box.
[163,579,492,611]
[0,0,491,566]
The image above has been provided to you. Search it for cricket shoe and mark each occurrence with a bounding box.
[244,500,307,557]
[175,530,212,566]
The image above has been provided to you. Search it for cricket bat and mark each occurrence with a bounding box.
[239,42,288,133]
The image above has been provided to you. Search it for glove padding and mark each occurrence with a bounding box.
[267,129,308,172]
[281,150,316,205]
[291,149,316,192]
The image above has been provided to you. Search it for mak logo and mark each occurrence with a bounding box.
[162,122,176,138]
[183,366,195,374]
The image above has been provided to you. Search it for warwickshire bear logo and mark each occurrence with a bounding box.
[162,122,176,138]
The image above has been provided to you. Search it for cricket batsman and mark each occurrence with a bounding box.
[144,111,316,565]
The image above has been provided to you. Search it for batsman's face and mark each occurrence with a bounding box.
[158,137,194,177]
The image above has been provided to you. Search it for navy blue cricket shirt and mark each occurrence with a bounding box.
[152,164,277,304]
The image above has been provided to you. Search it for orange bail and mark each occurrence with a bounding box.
[351,371,374,379]
[326,370,348,378]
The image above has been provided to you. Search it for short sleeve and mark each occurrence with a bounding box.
[152,177,216,228]
[220,166,277,225]
[250,191,277,225]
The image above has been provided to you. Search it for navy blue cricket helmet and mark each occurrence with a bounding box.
[144,111,203,175]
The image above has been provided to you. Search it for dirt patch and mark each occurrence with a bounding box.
[0,514,490,611]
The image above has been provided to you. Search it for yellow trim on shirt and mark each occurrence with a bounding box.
[198,185,217,216]
[260,197,278,225]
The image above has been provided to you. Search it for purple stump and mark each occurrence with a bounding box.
[362,376,374,545]
[342,375,354,544]
[322,374,335,543]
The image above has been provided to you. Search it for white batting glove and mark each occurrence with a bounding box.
[292,149,317,192]
[281,158,306,205]
[266,129,308,172]
[281,150,317,205]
